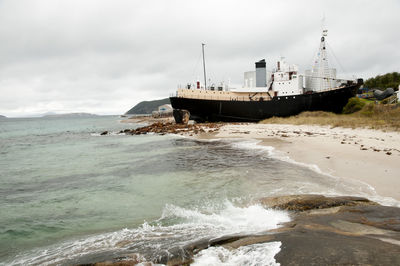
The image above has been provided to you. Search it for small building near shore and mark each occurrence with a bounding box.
[158,104,173,113]
[152,104,173,118]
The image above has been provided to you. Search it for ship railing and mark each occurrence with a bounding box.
[174,94,270,102]
[309,85,348,93]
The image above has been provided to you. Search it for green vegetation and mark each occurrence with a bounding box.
[125,98,170,114]
[260,102,400,131]
[364,72,400,90]
[342,97,369,114]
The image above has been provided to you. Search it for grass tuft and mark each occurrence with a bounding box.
[260,101,400,131]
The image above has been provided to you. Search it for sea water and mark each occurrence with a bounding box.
[0,116,395,265]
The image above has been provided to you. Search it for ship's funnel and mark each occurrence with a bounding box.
[255,59,266,87]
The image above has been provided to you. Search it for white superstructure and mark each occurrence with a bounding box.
[270,58,303,96]
[176,29,347,101]
[240,57,303,96]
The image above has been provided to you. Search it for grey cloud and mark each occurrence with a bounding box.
[0,0,399,117]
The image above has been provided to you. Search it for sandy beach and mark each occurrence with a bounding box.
[203,123,400,202]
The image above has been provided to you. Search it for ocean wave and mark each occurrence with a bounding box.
[160,200,290,234]
[8,200,290,265]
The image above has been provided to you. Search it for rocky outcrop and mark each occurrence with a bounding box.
[118,122,221,136]
[78,195,400,265]
[233,195,400,265]
[258,194,378,211]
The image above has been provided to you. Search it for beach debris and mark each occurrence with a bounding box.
[386,152,392,155]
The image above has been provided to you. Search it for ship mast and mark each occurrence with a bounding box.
[311,29,333,90]
[202,43,207,89]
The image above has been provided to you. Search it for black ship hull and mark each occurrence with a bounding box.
[170,84,359,122]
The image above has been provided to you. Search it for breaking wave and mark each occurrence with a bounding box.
[9,200,290,265]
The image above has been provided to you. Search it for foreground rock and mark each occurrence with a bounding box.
[78,195,400,265]
[258,194,378,211]
[257,195,400,265]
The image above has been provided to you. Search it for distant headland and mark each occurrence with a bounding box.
[42,112,98,118]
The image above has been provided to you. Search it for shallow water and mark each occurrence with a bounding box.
[0,116,393,265]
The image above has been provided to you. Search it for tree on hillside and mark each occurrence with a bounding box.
[364,72,400,90]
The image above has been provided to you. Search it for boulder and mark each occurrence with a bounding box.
[173,109,190,124]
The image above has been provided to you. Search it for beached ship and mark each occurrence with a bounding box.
[170,30,363,122]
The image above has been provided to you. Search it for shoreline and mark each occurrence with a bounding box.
[205,123,400,202]
[119,117,400,202]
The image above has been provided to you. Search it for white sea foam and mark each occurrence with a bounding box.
[229,139,275,156]
[161,200,290,234]
[9,200,290,265]
[192,242,282,266]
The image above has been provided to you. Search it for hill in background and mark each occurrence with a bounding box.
[0,115,7,119]
[125,98,170,114]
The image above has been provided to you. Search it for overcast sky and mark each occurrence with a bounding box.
[0,0,399,117]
